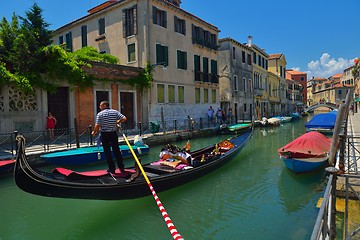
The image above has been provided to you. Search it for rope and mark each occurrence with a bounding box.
[120,127,183,240]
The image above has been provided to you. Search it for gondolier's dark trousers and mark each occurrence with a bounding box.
[100,131,124,172]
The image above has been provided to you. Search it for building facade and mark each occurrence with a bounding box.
[268,53,287,115]
[247,36,269,120]
[218,37,253,121]
[51,0,220,127]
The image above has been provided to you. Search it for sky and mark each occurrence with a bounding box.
[1,0,359,79]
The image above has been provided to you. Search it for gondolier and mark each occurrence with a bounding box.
[92,101,127,174]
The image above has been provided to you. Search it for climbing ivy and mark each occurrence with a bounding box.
[0,3,153,94]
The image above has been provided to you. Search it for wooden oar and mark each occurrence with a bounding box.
[120,128,183,240]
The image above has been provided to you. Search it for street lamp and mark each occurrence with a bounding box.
[150,62,166,69]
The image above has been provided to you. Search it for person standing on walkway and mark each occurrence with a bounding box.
[46,112,57,141]
[91,101,127,174]
[207,106,214,124]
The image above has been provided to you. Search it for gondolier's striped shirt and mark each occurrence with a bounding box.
[96,108,125,132]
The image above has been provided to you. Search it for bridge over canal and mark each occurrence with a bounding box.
[304,102,338,113]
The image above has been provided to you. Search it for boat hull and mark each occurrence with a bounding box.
[0,160,16,174]
[40,145,149,165]
[281,156,328,174]
[15,128,253,200]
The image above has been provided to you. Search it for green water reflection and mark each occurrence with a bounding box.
[0,117,329,240]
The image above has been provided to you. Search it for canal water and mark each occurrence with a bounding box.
[0,116,329,240]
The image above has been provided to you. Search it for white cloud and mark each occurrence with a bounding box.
[305,53,353,79]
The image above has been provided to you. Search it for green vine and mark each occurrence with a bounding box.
[123,62,154,94]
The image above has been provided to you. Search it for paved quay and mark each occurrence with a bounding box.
[335,110,360,239]
[336,110,360,195]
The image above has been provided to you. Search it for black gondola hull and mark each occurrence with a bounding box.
[14,128,253,200]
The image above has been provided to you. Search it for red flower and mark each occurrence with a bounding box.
[355,58,359,65]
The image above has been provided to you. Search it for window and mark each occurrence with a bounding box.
[81,25,87,47]
[98,18,105,35]
[123,5,137,37]
[204,88,209,103]
[242,51,245,63]
[195,88,200,103]
[234,76,238,91]
[58,36,64,45]
[153,6,167,28]
[253,52,256,64]
[280,66,283,77]
[177,50,187,70]
[156,43,168,66]
[194,55,200,81]
[247,53,252,65]
[168,85,175,103]
[243,78,247,92]
[178,86,184,103]
[174,16,186,35]
[211,60,218,83]
[300,76,304,81]
[211,89,216,103]
[203,57,209,82]
[232,47,236,60]
[248,79,252,93]
[65,32,72,52]
[192,25,217,50]
[127,43,136,63]
[157,84,165,103]
[243,103,247,112]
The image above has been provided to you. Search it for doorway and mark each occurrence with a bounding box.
[47,87,69,130]
[120,92,135,129]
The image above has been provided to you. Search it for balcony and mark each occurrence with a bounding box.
[253,88,263,96]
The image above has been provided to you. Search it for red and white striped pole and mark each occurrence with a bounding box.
[122,131,183,240]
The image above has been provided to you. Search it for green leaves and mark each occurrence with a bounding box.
[0,3,153,94]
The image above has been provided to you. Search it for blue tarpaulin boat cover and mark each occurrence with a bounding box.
[305,111,337,129]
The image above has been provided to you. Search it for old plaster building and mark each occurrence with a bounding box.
[268,53,287,115]
[248,37,269,119]
[286,69,307,104]
[51,0,220,129]
[218,37,253,121]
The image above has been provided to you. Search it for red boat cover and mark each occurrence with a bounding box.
[278,131,332,158]
[0,160,16,167]
[53,168,135,178]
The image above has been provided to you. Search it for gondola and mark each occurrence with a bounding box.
[0,159,16,174]
[40,143,149,166]
[14,127,253,200]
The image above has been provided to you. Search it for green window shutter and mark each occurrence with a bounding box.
[178,86,184,103]
[184,52,187,70]
[174,16,178,32]
[133,5,137,35]
[195,88,200,103]
[152,6,157,24]
[164,46,169,66]
[177,50,181,69]
[157,84,165,103]
[164,11,167,28]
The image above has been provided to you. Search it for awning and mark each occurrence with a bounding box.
[355,97,360,102]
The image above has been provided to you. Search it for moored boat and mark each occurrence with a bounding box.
[274,116,292,123]
[278,131,332,174]
[289,112,301,119]
[14,127,253,200]
[218,122,252,134]
[40,143,149,166]
[0,159,16,174]
[305,111,337,135]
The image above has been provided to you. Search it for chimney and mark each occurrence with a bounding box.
[247,36,253,47]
